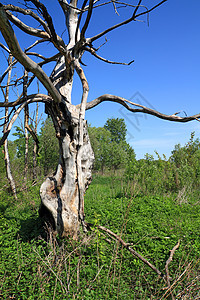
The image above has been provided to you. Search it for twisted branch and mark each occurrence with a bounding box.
[85,47,134,65]
[85,94,200,123]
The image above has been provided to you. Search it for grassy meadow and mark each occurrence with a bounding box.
[0,169,200,299]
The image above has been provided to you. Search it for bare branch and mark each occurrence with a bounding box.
[58,0,84,13]
[74,58,89,224]
[165,240,180,289]
[74,59,89,125]
[0,60,18,85]
[111,0,119,16]
[0,94,52,146]
[160,262,192,300]
[85,47,134,65]
[6,10,50,39]
[88,0,167,43]
[38,52,61,66]
[4,4,50,33]
[81,0,93,38]
[75,0,87,43]
[84,94,200,123]
[0,93,51,107]
[25,123,39,154]
[135,0,167,19]
[27,0,65,51]
[26,52,48,60]
[0,40,51,88]
[25,38,49,52]
[0,6,62,103]
[133,0,142,17]
[4,3,65,52]
[97,224,163,277]
[0,42,10,53]
[2,54,17,199]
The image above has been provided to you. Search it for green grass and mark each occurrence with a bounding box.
[0,174,200,299]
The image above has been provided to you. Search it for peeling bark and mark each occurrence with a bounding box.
[40,101,94,238]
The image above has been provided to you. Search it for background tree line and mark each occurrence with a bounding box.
[1,116,200,197]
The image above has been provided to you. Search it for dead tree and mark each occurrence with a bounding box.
[32,102,40,180]
[23,70,29,182]
[0,0,199,238]
[1,54,17,199]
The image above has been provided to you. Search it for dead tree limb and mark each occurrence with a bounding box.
[96,224,163,277]
[0,95,51,147]
[0,6,62,104]
[87,0,167,42]
[164,240,180,300]
[85,94,200,122]
[85,47,134,65]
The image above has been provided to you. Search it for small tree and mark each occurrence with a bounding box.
[0,0,199,238]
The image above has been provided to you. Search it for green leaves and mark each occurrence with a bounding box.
[88,118,136,172]
[39,117,59,175]
[104,117,127,144]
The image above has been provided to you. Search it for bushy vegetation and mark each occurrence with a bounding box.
[126,131,200,196]
[0,120,200,299]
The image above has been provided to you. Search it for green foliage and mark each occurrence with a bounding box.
[0,145,6,182]
[170,131,200,188]
[88,118,135,173]
[1,174,200,299]
[12,125,39,178]
[39,118,59,175]
[126,132,200,195]
[104,117,127,144]
[13,126,26,160]
[10,118,59,179]
[126,152,177,195]
[88,126,111,172]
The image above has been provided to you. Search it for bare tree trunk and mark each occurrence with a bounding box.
[33,102,39,180]
[3,54,17,199]
[39,55,94,238]
[23,70,29,182]
[24,106,29,182]
[40,102,94,238]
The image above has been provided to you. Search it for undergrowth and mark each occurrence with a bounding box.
[0,175,200,299]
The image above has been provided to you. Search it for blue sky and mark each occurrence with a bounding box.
[0,0,200,159]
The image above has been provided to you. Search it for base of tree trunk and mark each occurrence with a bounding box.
[39,118,94,239]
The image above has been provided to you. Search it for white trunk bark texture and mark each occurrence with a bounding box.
[39,58,94,239]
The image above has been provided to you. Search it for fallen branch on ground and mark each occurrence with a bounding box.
[86,222,163,277]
